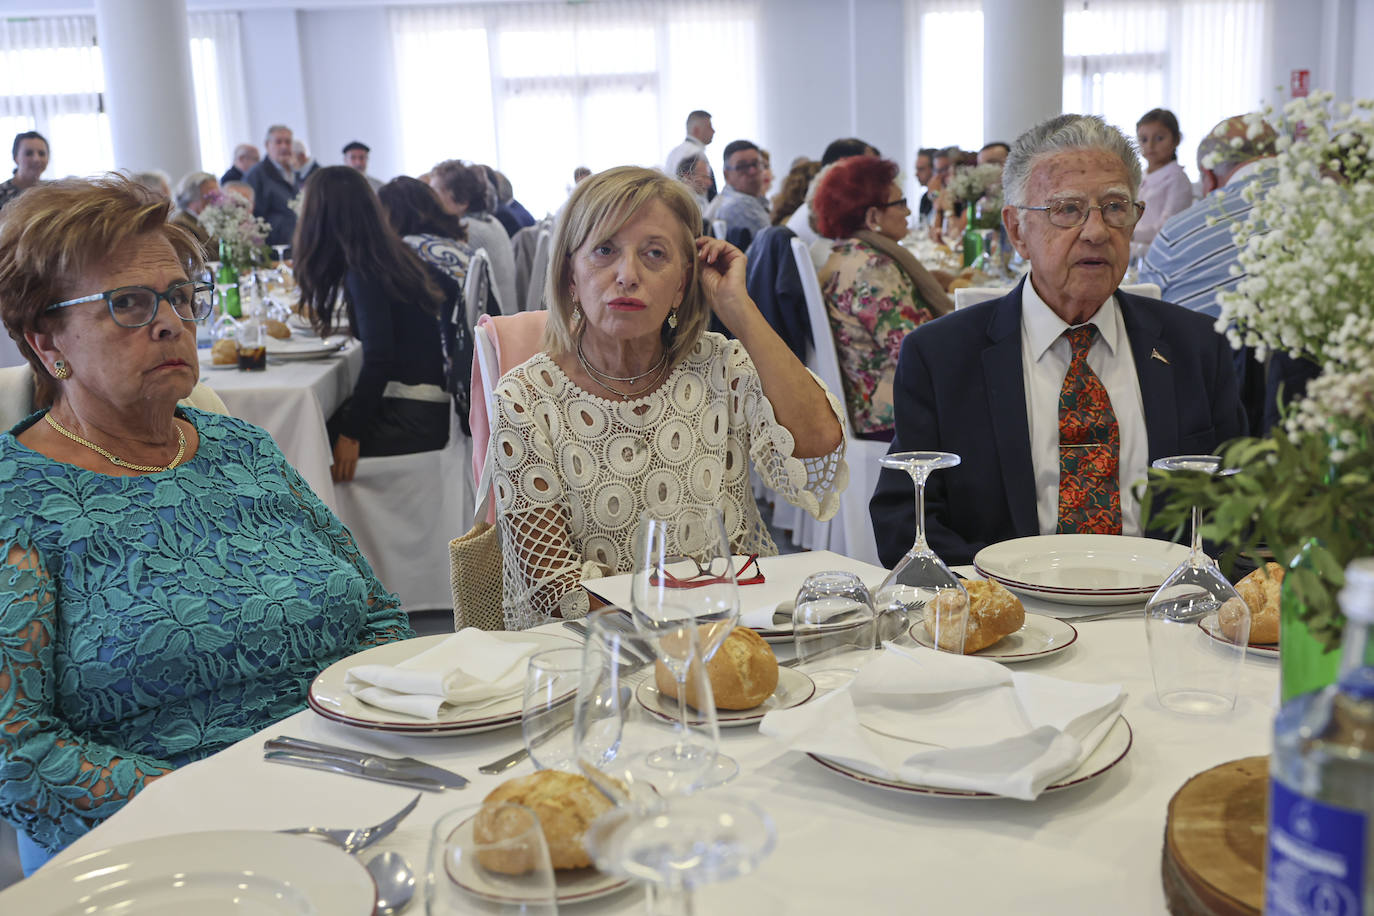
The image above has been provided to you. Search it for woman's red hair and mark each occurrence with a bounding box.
[812,155,899,239]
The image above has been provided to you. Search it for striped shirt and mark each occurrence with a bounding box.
[1138,163,1276,318]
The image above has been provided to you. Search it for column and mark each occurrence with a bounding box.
[95,0,201,181]
[982,0,1063,145]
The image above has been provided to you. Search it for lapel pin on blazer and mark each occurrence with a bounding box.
[1151,348,1170,365]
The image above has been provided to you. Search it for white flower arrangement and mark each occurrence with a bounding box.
[1214,91,1374,439]
[944,163,1004,208]
[198,191,271,266]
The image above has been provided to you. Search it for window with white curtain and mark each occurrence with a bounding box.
[0,13,249,179]
[910,0,1272,184]
[390,1,761,218]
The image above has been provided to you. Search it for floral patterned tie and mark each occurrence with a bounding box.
[1057,325,1122,535]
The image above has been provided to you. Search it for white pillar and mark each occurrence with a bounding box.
[95,0,201,181]
[983,0,1063,145]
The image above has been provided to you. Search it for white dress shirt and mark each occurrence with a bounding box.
[1020,276,1148,537]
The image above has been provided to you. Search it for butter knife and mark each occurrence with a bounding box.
[264,751,449,791]
[264,736,469,789]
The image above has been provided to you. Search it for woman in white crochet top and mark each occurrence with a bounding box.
[492,166,848,629]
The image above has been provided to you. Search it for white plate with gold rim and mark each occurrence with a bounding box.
[635,665,817,727]
[443,814,632,906]
[974,535,1189,606]
[908,613,1078,663]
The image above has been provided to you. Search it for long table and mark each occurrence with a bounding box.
[36,573,1278,914]
[197,343,363,510]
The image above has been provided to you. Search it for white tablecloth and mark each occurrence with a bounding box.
[197,344,363,510]
[38,565,1278,915]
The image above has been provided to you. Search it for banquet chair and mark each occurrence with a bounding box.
[524,226,552,312]
[0,364,229,429]
[469,311,548,523]
[464,248,496,328]
[789,237,885,567]
[331,410,473,614]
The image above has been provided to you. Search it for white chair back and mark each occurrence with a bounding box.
[1,364,229,431]
[474,323,501,458]
[525,228,552,312]
[788,238,884,567]
[0,332,25,368]
[465,248,493,329]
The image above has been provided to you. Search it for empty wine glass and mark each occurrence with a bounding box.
[629,505,740,792]
[521,647,587,772]
[792,571,878,689]
[425,802,558,914]
[872,452,970,654]
[1144,454,1248,715]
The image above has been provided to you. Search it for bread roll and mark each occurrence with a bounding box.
[654,626,779,710]
[475,770,616,872]
[264,318,291,339]
[925,579,1025,653]
[211,338,237,365]
[1219,562,1283,644]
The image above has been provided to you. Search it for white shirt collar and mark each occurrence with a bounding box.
[1021,272,1122,362]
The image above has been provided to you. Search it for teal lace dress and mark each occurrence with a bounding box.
[0,407,414,855]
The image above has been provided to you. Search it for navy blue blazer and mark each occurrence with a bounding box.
[244,160,299,248]
[868,279,1248,568]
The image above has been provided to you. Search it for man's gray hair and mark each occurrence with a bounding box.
[1002,114,1142,207]
[175,171,215,209]
[264,124,291,144]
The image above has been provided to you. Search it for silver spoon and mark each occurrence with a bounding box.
[366,851,416,915]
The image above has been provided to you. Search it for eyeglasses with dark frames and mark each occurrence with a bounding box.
[874,197,909,209]
[648,553,764,589]
[1016,196,1145,229]
[46,280,216,329]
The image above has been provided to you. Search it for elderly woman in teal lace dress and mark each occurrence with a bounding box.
[0,176,412,873]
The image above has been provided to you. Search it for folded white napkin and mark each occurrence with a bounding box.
[759,643,1124,799]
[344,631,542,721]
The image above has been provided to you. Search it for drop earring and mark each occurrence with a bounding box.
[53,359,70,380]
[571,297,581,323]
[667,308,679,330]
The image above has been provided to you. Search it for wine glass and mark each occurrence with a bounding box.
[521,647,588,772]
[272,243,289,264]
[1144,455,1249,715]
[871,452,970,654]
[792,571,878,689]
[629,504,740,792]
[574,614,777,916]
[425,802,558,914]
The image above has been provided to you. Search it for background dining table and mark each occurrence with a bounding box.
[28,552,1279,914]
[197,342,363,510]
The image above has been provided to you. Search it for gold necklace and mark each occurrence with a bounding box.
[44,413,186,473]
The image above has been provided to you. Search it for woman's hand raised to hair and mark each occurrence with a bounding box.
[695,236,756,336]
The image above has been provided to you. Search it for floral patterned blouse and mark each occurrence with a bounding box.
[819,238,937,435]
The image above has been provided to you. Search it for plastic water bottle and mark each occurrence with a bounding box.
[1266,558,1374,915]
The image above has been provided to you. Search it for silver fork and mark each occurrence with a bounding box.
[278,793,421,854]
[1060,606,1145,623]
[477,628,653,776]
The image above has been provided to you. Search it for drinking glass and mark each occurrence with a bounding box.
[629,505,740,791]
[792,571,878,689]
[1144,455,1249,715]
[425,802,558,914]
[522,647,587,772]
[871,452,970,654]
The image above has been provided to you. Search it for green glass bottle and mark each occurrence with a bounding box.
[1280,538,1345,703]
[217,239,240,318]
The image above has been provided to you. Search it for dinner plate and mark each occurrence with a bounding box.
[265,335,349,360]
[973,535,1189,606]
[308,632,578,735]
[443,815,632,905]
[751,599,873,644]
[807,715,1133,799]
[635,665,817,727]
[0,830,374,914]
[907,613,1078,663]
[1198,613,1280,658]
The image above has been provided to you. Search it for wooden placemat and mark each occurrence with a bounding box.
[1161,755,1267,916]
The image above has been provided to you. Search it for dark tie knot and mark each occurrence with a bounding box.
[1064,324,1098,357]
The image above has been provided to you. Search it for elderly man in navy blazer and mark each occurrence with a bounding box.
[870,114,1246,568]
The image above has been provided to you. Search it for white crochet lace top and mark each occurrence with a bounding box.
[491,332,848,630]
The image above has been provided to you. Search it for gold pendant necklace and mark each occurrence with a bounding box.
[44,413,186,473]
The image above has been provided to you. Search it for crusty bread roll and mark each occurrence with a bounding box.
[654,626,779,710]
[211,338,237,365]
[925,579,1025,653]
[264,318,291,339]
[475,770,616,872]
[1219,562,1283,644]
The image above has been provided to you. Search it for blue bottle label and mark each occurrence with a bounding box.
[1267,778,1367,915]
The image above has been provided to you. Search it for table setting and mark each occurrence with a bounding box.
[9,488,1282,915]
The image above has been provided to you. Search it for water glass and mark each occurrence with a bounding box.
[522,647,586,772]
[793,571,878,688]
[425,802,558,914]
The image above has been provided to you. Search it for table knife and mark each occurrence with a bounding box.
[264,751,449,791]
[264,736,469,789]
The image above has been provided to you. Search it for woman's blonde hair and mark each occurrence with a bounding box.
[0,174,204,406]
[543,166,706,365]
